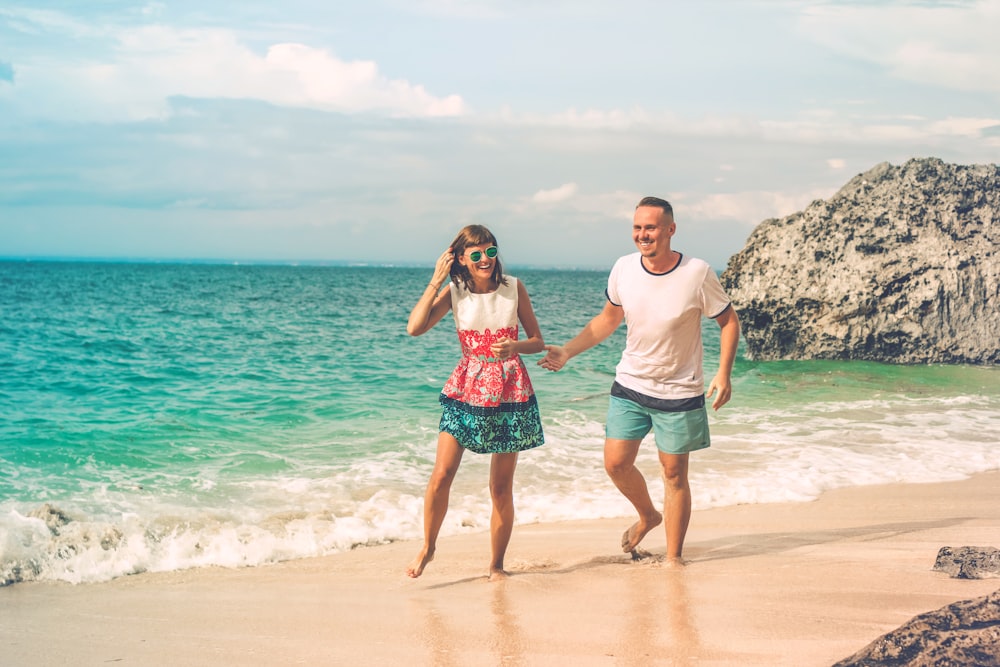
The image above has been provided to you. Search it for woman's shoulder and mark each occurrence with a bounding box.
[501,274,522,292]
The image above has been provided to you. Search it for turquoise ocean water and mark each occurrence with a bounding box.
[1,260,998,585]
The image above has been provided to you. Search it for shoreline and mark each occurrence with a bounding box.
[2,472,999,666]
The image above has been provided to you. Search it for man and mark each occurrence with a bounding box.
[538,196,740,564]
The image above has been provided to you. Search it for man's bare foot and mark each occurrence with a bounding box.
[488,567,509,582]
[620,511,663,553]
[406,547,435,578]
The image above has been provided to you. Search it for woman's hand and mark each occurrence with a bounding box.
[430,248,454,288]
[490,337,516,360]
[408,247,455,337]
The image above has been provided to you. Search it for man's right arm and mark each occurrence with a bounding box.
[538,300,624,372]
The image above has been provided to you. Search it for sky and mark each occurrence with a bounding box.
[1,1,998,270]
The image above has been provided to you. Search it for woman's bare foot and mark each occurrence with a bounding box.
[621,511,663,552]
[406,547,435,578]
[488,567,509,582]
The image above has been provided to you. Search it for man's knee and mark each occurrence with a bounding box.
[604,439,641,478]
[604,458,629,478]
[661,470,688,491]
[659,455,689,488]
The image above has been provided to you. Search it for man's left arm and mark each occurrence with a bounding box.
[707,305,741,410]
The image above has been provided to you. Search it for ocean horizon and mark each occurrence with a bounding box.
[1,259,997,586]
[0,256,621,273]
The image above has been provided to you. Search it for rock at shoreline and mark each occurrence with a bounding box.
[27,503,72,532]
[833,589,1000,667]
[934,546,1000,579]
[721,158,999,364]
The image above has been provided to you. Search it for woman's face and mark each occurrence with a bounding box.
[457,242,497,282]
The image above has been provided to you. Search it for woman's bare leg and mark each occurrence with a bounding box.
[488,452,519,581]
[406,433,464,578]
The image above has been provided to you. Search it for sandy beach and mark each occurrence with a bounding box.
[2,471,998,666]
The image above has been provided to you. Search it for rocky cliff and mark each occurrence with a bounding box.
[721,158,999,364]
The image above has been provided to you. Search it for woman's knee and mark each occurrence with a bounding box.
[428,464,459,491]
[489,475,515,503]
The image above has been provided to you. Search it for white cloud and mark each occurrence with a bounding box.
[511,187,638,221]
[488,103,998,152]
[141,3,166,18]
[495,106,760,136]
[757,113,1000,144]
[676,188,836,226]
[531,182,578,204]
[400,0,607,20]
[926,116,1000,137]
[827,158,846,169]
[798,0,1000,94]
[261,42,464,116]
[402,0,505,19]
[0,7,102,38]
[6,22,465,121]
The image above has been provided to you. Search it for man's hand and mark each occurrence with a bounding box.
[706,373,732,410]
[537,345,569,372]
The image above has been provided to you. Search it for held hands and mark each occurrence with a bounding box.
[537,344,569,372]
[706,373,732,411]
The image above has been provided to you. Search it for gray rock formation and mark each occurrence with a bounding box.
[721,158,999,364]
[27,503,72,532]
[934,546,1000,579]
[832,589,1000,667]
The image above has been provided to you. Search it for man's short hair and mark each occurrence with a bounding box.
[636,196,673,216]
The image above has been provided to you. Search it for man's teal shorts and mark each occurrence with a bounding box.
[606,394,710,454]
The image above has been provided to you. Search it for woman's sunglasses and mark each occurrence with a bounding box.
[466,246,498,262]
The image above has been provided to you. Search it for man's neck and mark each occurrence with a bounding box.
[642,250,680,273]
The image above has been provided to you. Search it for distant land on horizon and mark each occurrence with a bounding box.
[0,255,616,272]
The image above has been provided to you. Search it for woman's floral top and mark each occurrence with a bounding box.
[438,276,544,454]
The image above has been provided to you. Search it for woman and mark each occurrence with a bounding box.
[406,225,545,581]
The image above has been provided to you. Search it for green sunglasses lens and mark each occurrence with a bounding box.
[468,247,498,262]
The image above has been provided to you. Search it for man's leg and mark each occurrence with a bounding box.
[605,438,663,552]
[658,451,691,563]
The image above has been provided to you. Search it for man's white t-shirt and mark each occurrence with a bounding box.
[606,252,731,400]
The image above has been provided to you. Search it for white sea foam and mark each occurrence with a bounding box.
[6,391,996,587]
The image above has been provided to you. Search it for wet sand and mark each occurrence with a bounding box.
[2,472,998,666]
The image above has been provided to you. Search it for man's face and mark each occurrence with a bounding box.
[632,206,675,259]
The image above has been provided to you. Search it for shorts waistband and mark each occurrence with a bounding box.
[610,381,705,413]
